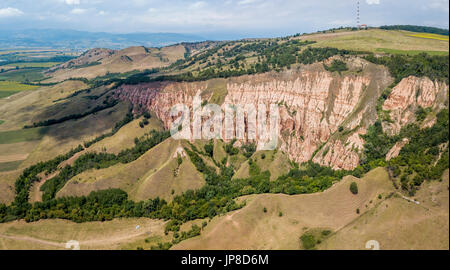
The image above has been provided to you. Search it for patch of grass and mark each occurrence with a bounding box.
[375,48,449,56]
[0,91,18,98]
[0,120,4,125]
[303,29,448,54]
[0,160,23,172]
[207,79,227,105]
[0,80,39,91]
[0,80,39,98]
[0,68,46,83]
[0,127,48,144]
[6,62,61,68]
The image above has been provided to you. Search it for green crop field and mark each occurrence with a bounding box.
[0,127,48,144]
[0,69,46,83]
[0,160,23,172]
[5,62,61,68]
[0,81,39,98]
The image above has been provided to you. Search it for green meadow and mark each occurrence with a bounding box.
[0,80,39,98]
[0,127,48,144]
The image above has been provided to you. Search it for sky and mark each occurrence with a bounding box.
[0,0,448,39]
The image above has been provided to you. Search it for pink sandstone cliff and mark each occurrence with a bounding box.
[114,60,447,170]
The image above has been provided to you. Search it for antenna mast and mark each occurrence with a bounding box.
[357,1,360,27]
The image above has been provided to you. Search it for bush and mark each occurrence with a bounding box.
[350,182,358,194]
[300,233,316,250]
[204,141,214,157]
[324,59,348,73]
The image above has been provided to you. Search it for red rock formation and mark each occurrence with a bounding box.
[382,76,449,134]
[386,138,409,161]
[114,60,397,170]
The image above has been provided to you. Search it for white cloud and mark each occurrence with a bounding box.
[189,1,207,10]
[70,8,87,14]
[426,0,449,12]
[238,0,259,5]
[0,7,24,18]
[98,10,106,15]
[65,0,81,5]
[366,0,380,4]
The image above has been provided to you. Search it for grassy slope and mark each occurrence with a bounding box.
[233,150,292,181]
[318,170,449,250]
[172,167,395,249]
[56,138,204,202]
[172,168,448,250]
[0,218,168,250]
[45,45,186,82]
[0,81,126,204]
[5,167,444,250]
[298,29,449,54]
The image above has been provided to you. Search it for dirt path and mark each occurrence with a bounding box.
[0,234,65,248]
[30,171,59,202]
[0,228,155,249]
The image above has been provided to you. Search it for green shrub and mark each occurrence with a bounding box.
[300,233,316,250]
[350,182,358,195]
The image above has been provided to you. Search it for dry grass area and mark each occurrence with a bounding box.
[0,80,127,204]
[0,171,16,204]
[88,116,163,154]
[57,138,205,202]
[0,80,88,131]
[233,150,292,180]
[318,170,449,250]
[45,45,186,82]
[1,168,447,250]
[0,141,37,162]
[173,167,395,249]
[297,29,448,54]
[0,218,168,250]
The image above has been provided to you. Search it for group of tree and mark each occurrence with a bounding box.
[379,25,449,36]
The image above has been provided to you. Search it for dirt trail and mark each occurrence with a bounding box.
[0,227,155,249]
[0,234,65,248]
[30,171,59,202]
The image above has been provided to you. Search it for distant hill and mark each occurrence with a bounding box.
[379,25,449,36]
[0,29,205,49]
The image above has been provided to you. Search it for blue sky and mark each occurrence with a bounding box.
[0,0,448,39]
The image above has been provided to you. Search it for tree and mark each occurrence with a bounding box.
[204,141,214,157]
[350,182,358,195]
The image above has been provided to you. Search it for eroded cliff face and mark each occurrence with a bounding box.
[382,76,449,135]
[224,64,388,170]
[114,58,395,170]
[386,138,410,161]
